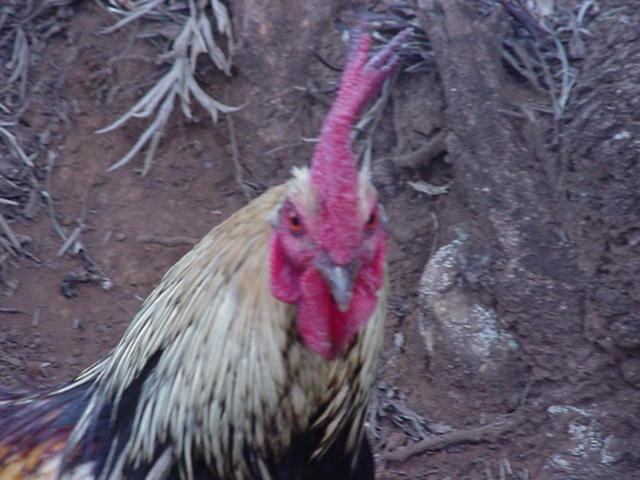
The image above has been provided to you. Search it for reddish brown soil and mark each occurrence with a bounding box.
[1,1,638,479]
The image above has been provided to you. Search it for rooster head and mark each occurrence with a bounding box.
[269,28,410,359]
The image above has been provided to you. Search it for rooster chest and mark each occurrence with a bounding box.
[213,305,383,479]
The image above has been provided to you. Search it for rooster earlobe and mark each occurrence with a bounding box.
[269,233,302,304]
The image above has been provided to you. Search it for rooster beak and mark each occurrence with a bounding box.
[317,262,357,312]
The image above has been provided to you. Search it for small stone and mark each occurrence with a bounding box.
[393,331,405,351]
[115,232,127,241]
[60,214,74,227]
[620,357,640,387]
[428,421,453,434]
[26,361,51,378]
[38,130,51,146]
[613,130,631,140]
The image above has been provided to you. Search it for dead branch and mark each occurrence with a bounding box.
[0,307,24,314]
[498,0,550,39]
[383,414,519,463]
[394,130,446,169]
[356,71,397,172]
[226,114,251,200]
[0,198,20,206]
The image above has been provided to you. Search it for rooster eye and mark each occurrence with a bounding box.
[287,212,303,234]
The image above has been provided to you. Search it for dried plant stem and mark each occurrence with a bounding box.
[226,114,251,200]
[384,415,519,463]
[98,0,239,174]
[354,72,397,173]
[0,127,34,167]
[101,0,166,34]
[0,213,21,253]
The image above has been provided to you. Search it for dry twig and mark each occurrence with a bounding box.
[0,307,23,314]
[356,71,397,173]
[136,234,197,246]
[383,414,521,463]
[225,114,251,199]
[370,383,451,442]
[0,212,21,254]
[0,127,34,167]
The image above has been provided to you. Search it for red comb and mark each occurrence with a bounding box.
[309,27,411,264]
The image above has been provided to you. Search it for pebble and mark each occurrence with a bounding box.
[620,357,640,387]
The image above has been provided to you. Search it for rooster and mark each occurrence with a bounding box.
[0,28,410,480]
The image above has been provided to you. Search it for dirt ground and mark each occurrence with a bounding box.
[1,1,639,479]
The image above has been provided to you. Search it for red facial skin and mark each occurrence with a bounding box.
[269,200,386,359]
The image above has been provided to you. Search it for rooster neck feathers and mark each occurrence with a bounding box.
[58,185,385,479]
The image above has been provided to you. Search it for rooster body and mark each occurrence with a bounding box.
[0,28,410,479]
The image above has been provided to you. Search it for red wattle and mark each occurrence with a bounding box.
[297,268,378,360]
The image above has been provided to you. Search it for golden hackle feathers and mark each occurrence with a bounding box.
[52,176,386,480]
[0,171,385,480]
